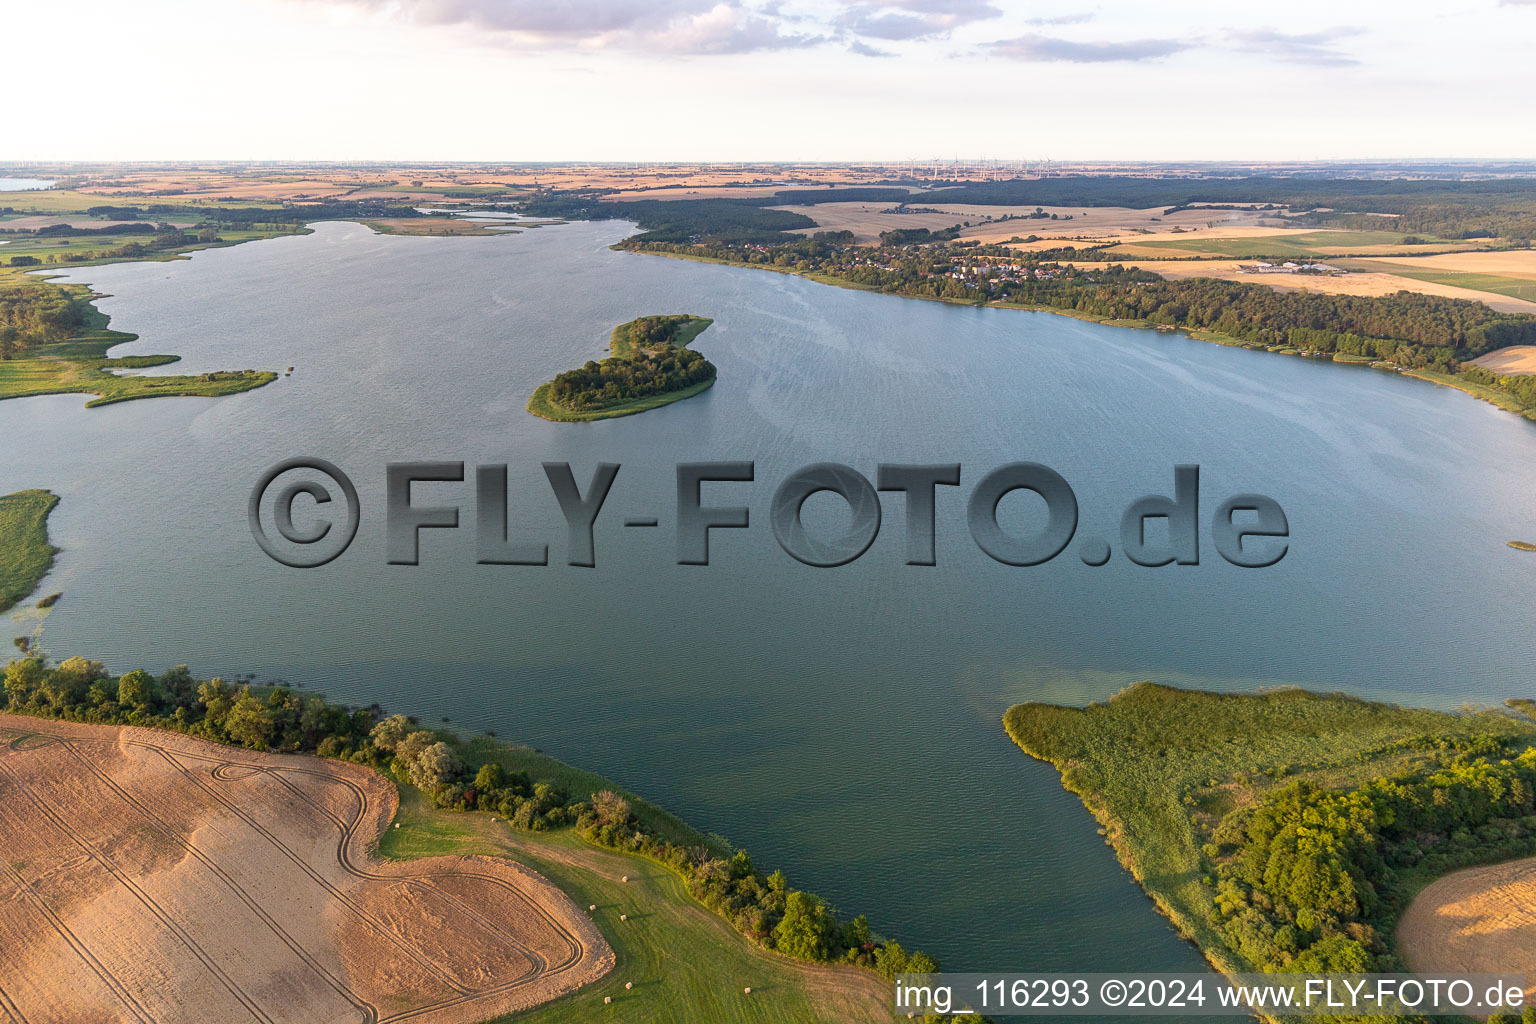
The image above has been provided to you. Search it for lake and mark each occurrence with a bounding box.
[6,220,1536,1006]
[0,178,54,191]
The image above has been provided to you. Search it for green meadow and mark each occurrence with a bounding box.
[1004,684,1536,977]
[1128,230,1457,259]
[0,489,60,613]
[380,787,894,1024]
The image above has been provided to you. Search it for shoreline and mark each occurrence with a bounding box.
[528,314,717,422]
[3,229,306,407]
[1004,686,1536,1022]
[0,489,60,613]
[625,245,1536,424]
[0,666,920,1022]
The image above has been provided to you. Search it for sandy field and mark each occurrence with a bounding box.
[43,164,912,203]
[773,201,1284,245]
[0,715,612,1024]
[1470,346,1536,374]
[1369,250,1536,278]
[0,216,194,230]
[1397,856,1536,1004]
[1071,258,1536,314]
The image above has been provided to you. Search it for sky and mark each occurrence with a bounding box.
[8,0,1536,162]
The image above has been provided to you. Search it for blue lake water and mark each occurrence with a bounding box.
[5,220,1536,1004]
[0,178,54,191]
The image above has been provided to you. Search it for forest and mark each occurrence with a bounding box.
[0,285,88,359]
[921,177,1536,241]
[1211,740,1536,975]
[546,345,714,411]
[518,193,816,244]
[79,199,420,226]
[0,654,949,991]
[541,315,718,414]
[519,176,1536,244]
[622,234,1536,374]
[1006,684,1536,1024]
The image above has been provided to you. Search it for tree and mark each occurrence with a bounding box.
[3,658,43,707]
[406,741,461,789]
[117,669,156,712]
[591,789,631,827]
[197,678,234,731]
[41,657,105,708]
[370,713,411,752]
[159,664,196,705]
[473,762,504,793]
[772,891,834,961]
[396,729,433,765]
[224,692,275,748]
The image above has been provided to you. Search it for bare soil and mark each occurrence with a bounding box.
[1470,346,1536,374]
[0,715,612,1024]
[1065,258,1536,314]
[1397,856,1536,1005]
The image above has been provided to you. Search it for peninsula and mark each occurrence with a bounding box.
[1005,684,1536,1010]
[0,489,59,613]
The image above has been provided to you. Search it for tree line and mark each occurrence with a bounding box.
[1206,733,1536,985]
[1,654,959,1000]
[547,347,715,411]
[624,235,1536,368]
[521,176,1536,248]
[0,285,87,359]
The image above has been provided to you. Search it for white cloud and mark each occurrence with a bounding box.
[1225,26,1365,66]
[837,0,1001,41]
[988,33,1192,63]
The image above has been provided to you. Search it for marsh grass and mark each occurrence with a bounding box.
[0,490,59,613]
[1003,683,1536,974]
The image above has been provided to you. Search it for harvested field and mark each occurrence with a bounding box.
[1470,346,1536,374]
[0,715,612,1024]
[1073,258,1536,314]
[1397,856,1536,1005]
[1368,250,1536,278]
[40,165,908,204]
[0,216,195,231]
[775,202,1278,245]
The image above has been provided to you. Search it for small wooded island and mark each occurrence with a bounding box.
[528,314,716,421]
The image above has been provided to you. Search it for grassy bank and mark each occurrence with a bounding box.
[0,219,299,406]
[381,787,894,1024]
[1003,684,1536,982]
[1398,366,1535,418]
[2,651,934,1023]
[0,489,59,613]
[0,286,276,406]
[528,314,716,422]
[528,377,715,422]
